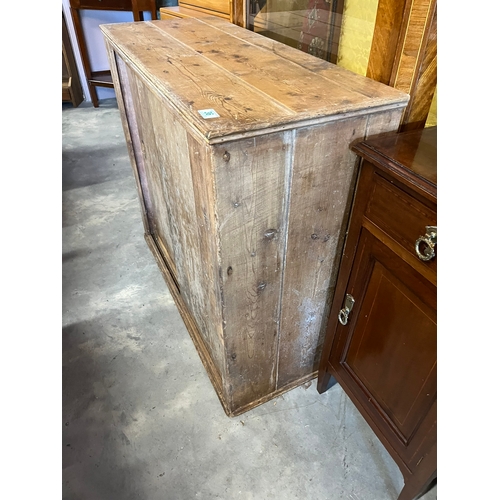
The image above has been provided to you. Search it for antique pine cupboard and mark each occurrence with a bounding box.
[101,16,409,416]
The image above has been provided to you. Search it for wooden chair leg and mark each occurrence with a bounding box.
[89,85,99,108]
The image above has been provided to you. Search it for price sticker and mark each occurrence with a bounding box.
[198,109,220,119]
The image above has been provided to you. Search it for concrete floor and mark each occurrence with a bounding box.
[62,99,437,500]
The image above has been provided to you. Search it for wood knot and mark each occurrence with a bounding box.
[264,229,277,240]
[227,266,233,276]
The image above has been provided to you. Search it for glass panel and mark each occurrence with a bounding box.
[247,0,379,73]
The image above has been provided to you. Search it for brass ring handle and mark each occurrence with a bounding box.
[338,308,349,326]
[338,294,355,326]
[415,226,437,261]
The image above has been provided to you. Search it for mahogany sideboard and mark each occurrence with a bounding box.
[318,127,437,499]
[101,17,409,416]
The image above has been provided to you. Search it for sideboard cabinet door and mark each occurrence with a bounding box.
[334,226,436,464]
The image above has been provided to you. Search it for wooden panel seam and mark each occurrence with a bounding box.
[147,21,296,116]
[209,146,232,405]
[173,17,406,110]
[273,129,296,390]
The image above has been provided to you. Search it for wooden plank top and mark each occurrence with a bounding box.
[101,16,409,143]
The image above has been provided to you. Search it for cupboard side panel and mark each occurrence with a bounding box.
[213,133,291,411]
[122,66,178,273]
[277,118,369,388]
[277,108,405,389]
[110,47,225,380]
[149,91,226,379]
[316,108,404,394]
[186,135,227,384]
[122,67,226,379]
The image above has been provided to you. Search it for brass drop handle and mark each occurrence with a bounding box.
[338,294,355,326]
[415,226,437,261]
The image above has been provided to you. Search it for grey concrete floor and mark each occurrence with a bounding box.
[62,99,437,500]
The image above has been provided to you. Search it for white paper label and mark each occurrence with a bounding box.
[198,109,220,119]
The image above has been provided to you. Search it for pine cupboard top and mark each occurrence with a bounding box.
[101,17,409,144]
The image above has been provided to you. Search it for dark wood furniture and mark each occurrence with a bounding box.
[63,11,84,107]
[69,0,157,107]
[101,17,408,417]
[317,127,437,500]
[159,0,232,22]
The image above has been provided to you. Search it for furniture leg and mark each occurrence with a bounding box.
[317,370,331,394]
